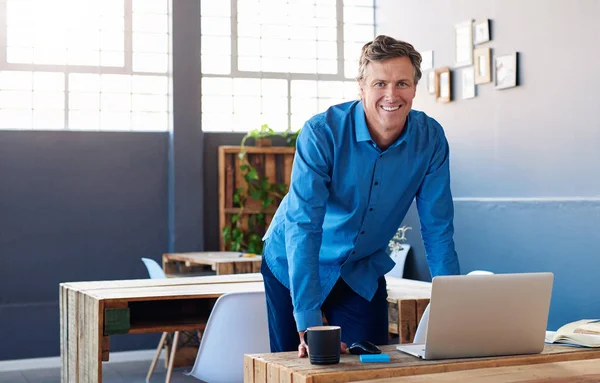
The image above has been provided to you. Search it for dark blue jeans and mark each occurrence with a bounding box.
[261,259,389,352]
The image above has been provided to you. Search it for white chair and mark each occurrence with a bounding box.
[141,257,182,383]
[186,291,270,383]
[413,270,494,344]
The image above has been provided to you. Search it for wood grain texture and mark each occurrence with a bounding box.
[244,345,600,383]
[355,358,600,382]
[67,288,78,383]
[61,276,430,383]
[59,285,68,382]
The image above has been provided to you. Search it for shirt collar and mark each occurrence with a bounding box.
[354,101,372,142]
[354,101,412,147]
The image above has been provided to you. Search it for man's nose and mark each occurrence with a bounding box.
[384,85,399,100]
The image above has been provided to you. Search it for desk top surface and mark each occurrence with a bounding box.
[355,357,600,382]
[61,275,430,302]
[246,344,600,383]
[163,251,263,264]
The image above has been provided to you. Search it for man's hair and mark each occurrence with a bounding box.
[356,35,422,85]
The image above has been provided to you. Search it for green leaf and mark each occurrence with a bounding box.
[249,190,262,200]
[262,197,274,208]
[247,168,259,180]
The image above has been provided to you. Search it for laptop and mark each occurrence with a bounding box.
[396,272,554,360]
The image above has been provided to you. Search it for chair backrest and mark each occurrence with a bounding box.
[413,270,494,344]
[186,291,270,383]
[141,257,167,279]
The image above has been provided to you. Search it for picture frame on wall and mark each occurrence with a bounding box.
[473,19,491,45]
[474,47,492,84]
[435,67,452,103]
[421,50,434,71]
[454,20,473,67]
[427,71,435,94]
[495,52,519,90]
[461,67,476,99]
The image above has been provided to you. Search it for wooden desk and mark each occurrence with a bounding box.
[385,277,431,343]
[356,357,600,382]
[60,274,430,382]
[60,273,262,383]
[162,251,262,276]
[244,344,600,383]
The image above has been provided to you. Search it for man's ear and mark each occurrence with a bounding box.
[357,80,364,99]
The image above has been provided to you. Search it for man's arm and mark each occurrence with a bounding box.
[285,121,333,331]
[415,128,460,277]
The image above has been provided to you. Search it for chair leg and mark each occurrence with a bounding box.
[146,332,168,383]
[165,331,180,383]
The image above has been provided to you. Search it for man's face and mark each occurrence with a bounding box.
[359,56,417,137]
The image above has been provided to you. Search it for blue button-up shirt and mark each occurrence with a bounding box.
[262,100,460,331]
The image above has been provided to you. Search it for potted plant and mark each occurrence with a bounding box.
[239,124,300,151]
[387,225,412,278]
[240,124,276,148]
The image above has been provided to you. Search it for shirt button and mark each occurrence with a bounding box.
[352,251,356,254]
[369,208,373,211]
[374,181,379,185]
[360,231,365,234]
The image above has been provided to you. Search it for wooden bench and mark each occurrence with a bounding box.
[244,344,600,383]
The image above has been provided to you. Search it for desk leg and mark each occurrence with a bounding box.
[62,289,102,383]
[60,285,69,383]
[216,262,234,275]
[102,337,110,362]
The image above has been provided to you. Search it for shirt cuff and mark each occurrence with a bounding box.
[294,309,324,332]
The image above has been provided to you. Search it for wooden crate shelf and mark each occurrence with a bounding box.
[218,146,295,251]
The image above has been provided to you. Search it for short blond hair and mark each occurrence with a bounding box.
[356,35,422,85]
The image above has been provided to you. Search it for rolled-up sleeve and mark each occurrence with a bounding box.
[285,121,333,331]
[416,128,460,278]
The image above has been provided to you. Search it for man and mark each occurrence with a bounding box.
[261,35,460,357]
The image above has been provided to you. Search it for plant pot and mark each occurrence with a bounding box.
[386,245,411,278]
[255,138,272,147]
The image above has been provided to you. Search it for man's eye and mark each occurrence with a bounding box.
[375,82,384,87]
[399,82,408,87]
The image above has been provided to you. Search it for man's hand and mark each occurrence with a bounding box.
[298,331,309,358]
[297,331,348,358]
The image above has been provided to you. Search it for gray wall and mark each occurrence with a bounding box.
[0,131,169,359]
[377,0,600,330]
[0,0,205,361]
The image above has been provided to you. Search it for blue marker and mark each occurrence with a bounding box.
[360,354,390,363]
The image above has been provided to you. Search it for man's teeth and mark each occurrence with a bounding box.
[381,105,400,111]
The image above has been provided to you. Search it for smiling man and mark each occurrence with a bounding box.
[260,35,460,357]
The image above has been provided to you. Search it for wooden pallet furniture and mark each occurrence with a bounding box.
[356,357,600,382]
[59,274,263,383]
[244,344,600,383]
[385,277,432,343]
[59,274,430,382]
[218,145,295,251]
[162,251,262,276]
[161,251,262,368]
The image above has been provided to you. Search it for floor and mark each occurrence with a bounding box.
[0,360,200,383]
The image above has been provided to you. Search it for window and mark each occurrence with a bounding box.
[201,0,375,132]
[0,0,172,131]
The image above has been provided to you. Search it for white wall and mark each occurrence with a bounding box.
[375,0,600,329]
